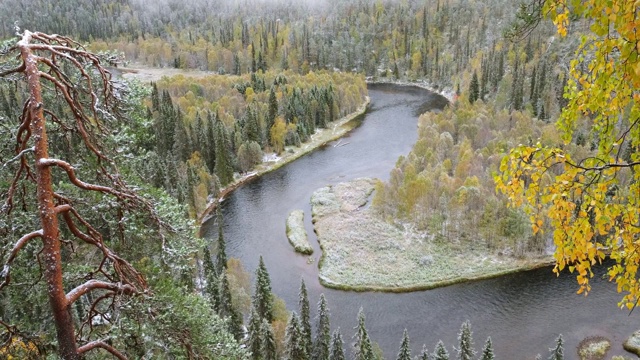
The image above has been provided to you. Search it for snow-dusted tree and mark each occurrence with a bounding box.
[433,340,450,360]
[253,256,274,322]
[285,312,306,360]
[480,337,495,360]
[396,329,411,360]
[299,278,312,357]
[247,307,262,360]
[0,30,162,359]
[202,245,220,311]
[548,335,563,360]
[418,345,430,360]
[313,294,331,360]
[260,318,277,360]
[456,321,475,360]
[352,308,373,360]
[329,329,346,360]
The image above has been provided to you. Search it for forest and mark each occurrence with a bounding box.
[1,0,638,359]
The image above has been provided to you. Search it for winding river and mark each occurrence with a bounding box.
[201,84,637,359]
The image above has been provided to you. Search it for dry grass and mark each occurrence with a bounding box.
[312,178,552,291]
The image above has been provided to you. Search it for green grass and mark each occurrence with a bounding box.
[312,178,553,292]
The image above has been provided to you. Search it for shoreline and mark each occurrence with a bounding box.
[311,178,555,293]
[197,96,371,227]
[366,78,456,103]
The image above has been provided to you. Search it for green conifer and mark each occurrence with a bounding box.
[214,117,234,185]
[202,246,220,311]
[247,307,262,360]
[480,337,495,360]
[285,312,306,360]
[313,294,331,360]
[299,279,312,357]
[396,329,411,360]
[253,256,274,322]
[329,329,345,360]
[261,318,278,360]
[457,320,475,360]
[216,212,227,274]
[469,70,479,103]
[433,340,450,360]
[353,308,373,360]
[549,335,564,360]
[418,345,429,360]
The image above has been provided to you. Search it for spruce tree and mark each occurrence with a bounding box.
[247,307,262,360]
[480,337,495,360]
[285,312,306,360]
[172,110,190,162]
[253,256,274,322]
[268,86,278,139]
[433,340,450,360]
[214,116,234,185]
[457,320,475,360]
[261,318,278,360]
[299,278,312,358]
[469,70,479,104]
[313,294,331,360]
[352,308,373,360]
[418,345,430,360]
[396,329,411,360]
[203,246,220,312]
[216,211,228,274]
[548,335,564,360]
[330,329,345,360]
[218,272,243,340]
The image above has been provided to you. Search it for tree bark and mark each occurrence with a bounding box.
[19,31,79,360]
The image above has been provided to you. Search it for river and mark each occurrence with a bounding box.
[201,83,637,359]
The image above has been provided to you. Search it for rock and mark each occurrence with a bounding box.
[577,336,610,360]
[623,330,640,356]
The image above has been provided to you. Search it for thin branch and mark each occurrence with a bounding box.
[77,339,128,360]
[66,279,136,305]
[0,230,43,290]
[0,62,25,77]
[2,146,34,168]
[38,158,135,200]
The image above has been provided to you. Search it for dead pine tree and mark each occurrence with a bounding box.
[0,30,163,359]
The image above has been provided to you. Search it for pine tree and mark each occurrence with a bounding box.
[253,256,274,322]
[299,279,312,358]
[469,70,479,104]
[216,211,228,274]
[261,318,278,360]
[204,111,217,173]
[267,87,278,142]
[173,110,191,162]
[433,340,450,360]
[457,320,475,360]
[285,312,306,360]
[549,335,564,360]
[396,329,411,360]
[480,337,495,360]
[247,307,263,360]
[203,246,220,312]
[352,308,373,360]
[330,329,345,360]
[313,294,331,360]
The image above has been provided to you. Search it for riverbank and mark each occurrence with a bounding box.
[197,96,370,225]
[366,78,456,103]
[311,178,554,292]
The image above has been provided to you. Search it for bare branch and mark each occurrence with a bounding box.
[38,158,135,200]
[0,62,25,77]
[2,146,34,168]
[77,339,128,360]
[0,229,43,290]
[66,279,136,306]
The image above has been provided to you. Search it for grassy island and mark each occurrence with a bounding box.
[286,210,313,255]
[311,178,553,292]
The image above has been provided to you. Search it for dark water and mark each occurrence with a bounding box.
[202,84,637,359]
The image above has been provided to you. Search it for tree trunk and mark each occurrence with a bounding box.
[20,34,80,360]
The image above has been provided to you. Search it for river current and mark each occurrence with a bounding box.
[202,83,636,359]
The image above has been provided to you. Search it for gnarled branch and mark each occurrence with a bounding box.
[77,339,127,360]
[0,229,43,290]
[66,279,136,306]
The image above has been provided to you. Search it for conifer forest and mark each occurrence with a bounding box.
[0,0,638,359]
